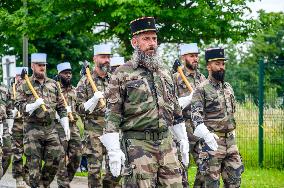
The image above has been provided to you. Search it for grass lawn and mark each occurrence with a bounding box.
[187,166,284,188]
[75,167,284,187]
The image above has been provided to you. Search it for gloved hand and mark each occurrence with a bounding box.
[66,106,72,113]
[25,98,45,115]
[99,132,126,177]
[0,123,3,146]
[178,92,193,110]
[6,119,14,134]
[194,123,219,151]
[170,122,190,166]
[12,107,18,118]
[60,117,70,141]
[83,91,104,113]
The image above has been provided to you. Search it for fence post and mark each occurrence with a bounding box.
[258,59,264,167]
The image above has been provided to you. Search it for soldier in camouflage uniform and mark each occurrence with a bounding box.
[191,48,244,188]
[56,62,82,188]
[10,67,29,188]
[99,17,189,187]
[0,84,8,179]
[15,53,68,188]
[173,43,206,188]
[1,83,13,178]
[76,44,115,188]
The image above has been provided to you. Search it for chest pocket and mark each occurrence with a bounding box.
[204,92,222,113]
[125,79,151,105]
[224,88,236,113]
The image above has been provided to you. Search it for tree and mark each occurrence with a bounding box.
[0,0,256,83]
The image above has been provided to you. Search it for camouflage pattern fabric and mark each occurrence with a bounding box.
[56,85,82,188]
[122,135,182,187]
[11,119,27,179]
[15,76,66,187]
[191,76,244,187]
[173,68,206,188]
[0,85,12,177]
[77,71,115,188]
[57,122,82,188]
[105,60,184,187]
[105,60,184,133]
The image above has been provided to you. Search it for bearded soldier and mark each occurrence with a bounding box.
[173,43,206,187]
[56,62,82,188]
[15,53,68,188]
[191,48,244,188]
[76,44,116,187]
[99,17,189,187]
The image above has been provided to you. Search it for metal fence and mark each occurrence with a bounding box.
[234,59,284,169]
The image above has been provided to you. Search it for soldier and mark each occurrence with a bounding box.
[173,43,206,187]
[76,44,113,187]
[10,67,29,188]
[99,17,189,187]
[56,62,82,188]
[15,53,69,188]
[110,56,125,73]
[0,84,8,179]
[191,48,244,188]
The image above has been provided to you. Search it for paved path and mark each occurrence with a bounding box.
[0,169,88,188]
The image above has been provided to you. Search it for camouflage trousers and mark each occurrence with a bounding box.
[57,122,82,188]
[84,128,117,188]
[12,120,28,179]
[123,134,183,188]
[24,122,64,188]
[2,123,12,176]
[202,133,244,188]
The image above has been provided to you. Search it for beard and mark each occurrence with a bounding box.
[98,63,110,73]
[212,70,225,82]
[60,76,71,87]
[132,46,161,72]
[185,62,198,70]
[34,71,45,79]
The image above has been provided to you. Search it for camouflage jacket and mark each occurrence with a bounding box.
[0,84,8,122]
[105,60,184,133]
[15,76,67,123]
[191,76,236,133]
[76,70,109,131]
[173,68,206,120]
[60,84,79,123]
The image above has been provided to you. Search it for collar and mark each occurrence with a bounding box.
[208,75,222,89]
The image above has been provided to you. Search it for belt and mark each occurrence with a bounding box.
[214,130,235,138]
[123,130,169,141]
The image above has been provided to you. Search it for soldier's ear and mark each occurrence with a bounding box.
[131,36,138,49]
[206,62,211,71]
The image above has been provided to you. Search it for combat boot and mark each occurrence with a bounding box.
[16,176,28,188]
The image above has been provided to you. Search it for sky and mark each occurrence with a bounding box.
[248,0,284,17]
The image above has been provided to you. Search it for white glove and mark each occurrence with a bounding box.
[59,117,70,141]
[12,108,18,118]
[99,132,126,177]
[25,98,45,115]
[6,119,14,134]
[83,91,104,113]
[178,92,193,110]
[66,106,72,113]
[0,123,3,146]
[194,123,219,151]
[170,122,190,166]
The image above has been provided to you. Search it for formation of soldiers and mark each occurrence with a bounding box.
[0,16,244,188]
